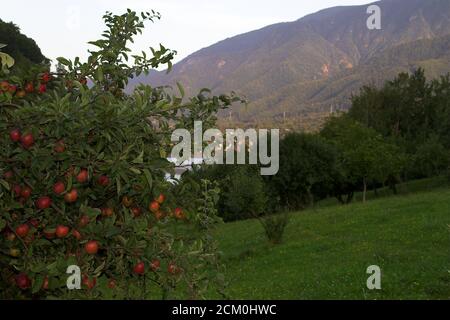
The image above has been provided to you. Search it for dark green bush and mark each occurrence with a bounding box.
[259,213,290,245]
[182,164,268,222]
[411,136,449,178]
[267,132,338,210]
[221,166,267,221]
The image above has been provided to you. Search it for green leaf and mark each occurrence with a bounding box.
[129,167,141,174]
[32,274,45,294]
[159,147,166,158]
[0,179,10,191]
[30,262,48,273]
[143,169,153,190]
[96,67,104,82]
[94,260,106,276]
[116,176,121,196]
[67,175,73,191]
[132,150,144,164]
[176,82,185,98]
[105,226,121,238]
[46,261,58,274]
[56,57,71,66]
[0,52,14,68]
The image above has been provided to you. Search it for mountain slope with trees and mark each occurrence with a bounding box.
[0,19,48,69]
[129,0,450,129]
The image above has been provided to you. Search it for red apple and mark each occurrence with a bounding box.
[41,72,51,83]
[76,169,89,183]
[72,229,82,240]
[20,133,34,149]
[55,225,69,238]
[54,140,65,153]
[15,224,30,238]
[13,184,22,198]
[131,207,142,218]
[9,129,21,142]
[156,193,165,204]
[133,261,145,275]
[3,170,14,180]
[97,175,110,187]
[149,201,160,213]
[15,273,31,290]
[20,186,32,199]
[150,259,161,272]
[84,240,99,255]
[64,189,78,203]
[79,215,90,227]
[24,82,34,93]
[101,207,114,217]
[38,83,46,94]
[174,207,185,220]
[36,196,52,210]
[53,181,65,195]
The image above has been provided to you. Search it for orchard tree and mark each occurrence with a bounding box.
[0,10,241,300]
[412,135,449,178]
[349,69,433,145]
[321,116,405,203]
[268,133,339,210]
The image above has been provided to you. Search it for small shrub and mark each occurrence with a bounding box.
[259,213,290,245]
[183,165,268,222]
[221,166,267,222]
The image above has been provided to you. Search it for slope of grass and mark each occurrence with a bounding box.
[212,179,450,299]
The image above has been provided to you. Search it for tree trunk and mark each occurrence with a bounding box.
[390,182,398,195]
[363,178,367,203]
[346,192,354,204]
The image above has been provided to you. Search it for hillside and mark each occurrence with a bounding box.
[129,0,450,130]
[211,177,450,299]
[0,19,47,68]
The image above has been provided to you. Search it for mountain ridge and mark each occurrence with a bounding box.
[129,0,450,130]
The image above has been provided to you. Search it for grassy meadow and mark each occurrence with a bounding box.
[210,177,450,299]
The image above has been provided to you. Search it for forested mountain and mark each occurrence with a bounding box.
[0,19,47,68]
[129,0,450,130]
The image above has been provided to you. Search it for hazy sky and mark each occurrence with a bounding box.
[1,0,373,64]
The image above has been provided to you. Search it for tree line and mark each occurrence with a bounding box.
[185,68,450,221]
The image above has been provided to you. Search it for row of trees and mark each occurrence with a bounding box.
[349,69,450,179]
[188,69,450,220]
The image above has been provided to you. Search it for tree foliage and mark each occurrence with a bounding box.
[321,116,405,203]
[0,10,240,300]
[267,132,338,210]
[182,164,267,222]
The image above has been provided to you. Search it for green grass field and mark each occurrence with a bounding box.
[211,177,450,299]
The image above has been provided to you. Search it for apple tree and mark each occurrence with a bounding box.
[0,10,239,299]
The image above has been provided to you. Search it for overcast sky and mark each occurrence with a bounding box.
[1,0,373,64]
